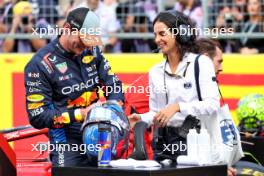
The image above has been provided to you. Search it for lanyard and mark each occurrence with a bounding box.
[163,60,190,105]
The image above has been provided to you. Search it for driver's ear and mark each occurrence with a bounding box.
[63,22,71,34]
[203,52,209,57]
[63,22,71,29]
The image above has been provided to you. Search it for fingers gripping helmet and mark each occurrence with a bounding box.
[236,93,264,132]
[81,101,130,164]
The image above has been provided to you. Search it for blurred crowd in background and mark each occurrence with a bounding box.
[0,0,263,53]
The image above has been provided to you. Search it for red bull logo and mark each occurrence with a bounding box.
[99,143,111,150]
[53,112,70,128]
[67,91,98,108]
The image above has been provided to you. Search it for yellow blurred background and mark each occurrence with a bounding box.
[1,54,264,130]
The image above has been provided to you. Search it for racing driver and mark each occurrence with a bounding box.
[24,7,124,167]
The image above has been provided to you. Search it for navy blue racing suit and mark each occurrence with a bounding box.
[24,38,124,166]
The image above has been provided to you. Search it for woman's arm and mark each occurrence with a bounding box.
[140,71,158,125]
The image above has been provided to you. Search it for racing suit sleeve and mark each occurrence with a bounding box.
[94,47,124,102]
[24,58,80,129]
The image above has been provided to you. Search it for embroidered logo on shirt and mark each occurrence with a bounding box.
[82,56,94,64]
[56,62,68,74]
[27,94,44,102]
[41,53,54,74]
[48,55,57,63]
[183,82,192,89]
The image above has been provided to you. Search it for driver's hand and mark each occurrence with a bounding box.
[80,102,103,121]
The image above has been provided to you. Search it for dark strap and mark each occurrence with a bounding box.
[217,82,226,104]
[194,55,225,103]
[194,55,202,101]
[183,62,191,77]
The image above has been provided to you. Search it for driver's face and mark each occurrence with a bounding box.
[87,0,99,11]
[68,33,86,55]
[213,47,223,75]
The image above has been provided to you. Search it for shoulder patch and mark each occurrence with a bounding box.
[41,53,54,74]
[48,55,57,63]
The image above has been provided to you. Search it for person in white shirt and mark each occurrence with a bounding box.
[194,38,237,176]
[129,11,220,160]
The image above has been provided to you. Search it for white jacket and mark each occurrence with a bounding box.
[141,53,220,127]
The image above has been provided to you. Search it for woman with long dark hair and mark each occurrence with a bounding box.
[129,11,220,160]
[238,0,264,53]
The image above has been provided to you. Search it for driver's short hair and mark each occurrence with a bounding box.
[195,38,222,59]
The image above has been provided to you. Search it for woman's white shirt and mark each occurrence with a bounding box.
[141,53,220,127]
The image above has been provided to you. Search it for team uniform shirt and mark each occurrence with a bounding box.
[24,38,123,142]
[141,53,220,127]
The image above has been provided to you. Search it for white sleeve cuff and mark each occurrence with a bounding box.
[140,111,156,126]
[178,102,189,115]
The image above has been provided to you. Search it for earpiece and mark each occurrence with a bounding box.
[166,10,193,45]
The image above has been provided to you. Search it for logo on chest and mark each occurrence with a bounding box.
[59,73,73,81]
[56,62,68,74]
[82,56,94,64]
[183,82,192,89]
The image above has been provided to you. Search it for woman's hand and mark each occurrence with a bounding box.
[228,167,237,176]
[80,107,92,121]
[153,103,180,127]
[128,113,141,129]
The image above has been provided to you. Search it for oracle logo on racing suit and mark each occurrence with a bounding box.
[61,77,99,95]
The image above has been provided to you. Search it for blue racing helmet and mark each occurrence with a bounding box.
[81,101,130,164]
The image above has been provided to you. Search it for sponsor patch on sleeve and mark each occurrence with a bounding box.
[28,102,44,110]
[27,94,44,102]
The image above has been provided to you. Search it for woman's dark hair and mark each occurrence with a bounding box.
[153,11,197,60]
[246,0,263,22]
